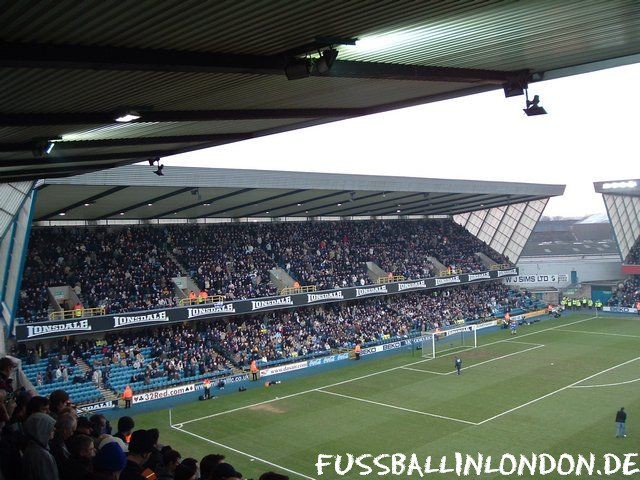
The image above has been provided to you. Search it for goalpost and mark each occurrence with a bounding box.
[421,325,477,359]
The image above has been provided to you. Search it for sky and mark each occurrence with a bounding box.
[164,62,640,218]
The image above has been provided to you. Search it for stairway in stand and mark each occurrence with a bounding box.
[76,357,119,402]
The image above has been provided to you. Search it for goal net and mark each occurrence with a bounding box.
[421,325,477,359]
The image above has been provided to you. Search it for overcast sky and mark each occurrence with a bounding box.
[164,62,640,218]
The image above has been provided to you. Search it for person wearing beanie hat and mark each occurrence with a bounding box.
[99,434,128,453]
[22,412,59,480]
[121,429,157,480]
[89,441,127,480]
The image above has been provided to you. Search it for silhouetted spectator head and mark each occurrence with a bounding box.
[26,395,49,416]
[259,473,289,480]
[68,433,96,460]
[201,453,226,480]
[162,448,182,474]
[128,429,154,457]
[117,415,135,435]
[175,460,198,480]
[89,413,107,436]
[212,462,243,480]
[49,389,70,415]
[76,416,93,435]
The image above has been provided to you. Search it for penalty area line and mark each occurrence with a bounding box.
[170,423,317,480]
[315,389,478,425]
[476,355,640,425]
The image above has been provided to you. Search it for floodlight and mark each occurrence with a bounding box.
[285,58,312,80]
[115,111,140,122]
[523,91,547,116]
[315,49,338,74]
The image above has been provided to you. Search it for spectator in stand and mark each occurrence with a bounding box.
[22,412,59,480]
[115,416,135,445]
[51,413,76,469]
[49,389,72,419]
[121,429,156,480]
[142,428,163,471]
[26,395,50,416]
[175,460,198,480]
[211,462,243,480]
[200,454,226,480]
[90,441,128,480]
[156,448,182,480]
[19,220,510,322]
[62,433,96,480]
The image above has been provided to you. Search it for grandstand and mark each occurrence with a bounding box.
[1,166,563,407]
[1,2,640,479]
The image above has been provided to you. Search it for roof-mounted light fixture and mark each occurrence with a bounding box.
[115,110,140,123]
[148,156,164,176]
[523,90,547,116]
[283,37,354,80]
[32,137,60,157]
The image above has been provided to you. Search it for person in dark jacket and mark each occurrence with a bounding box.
[142,427,163,471]
[616,407,627,438]
[114,415,135,445]
[22,412,59,480]
[50,412,76,471]
[156,448,182,480]
[62,433,96,480]
[120,429,156,480]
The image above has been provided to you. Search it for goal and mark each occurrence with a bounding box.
[421,325,477,359]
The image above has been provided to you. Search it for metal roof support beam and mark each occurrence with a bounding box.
[94,187,193,220]
[200,189,307,218]
[0,149,180,168]
[245,191,351,217]
[0,42,522,84]
[148,188,255,219]
[0,134,255,151]
[35,186,129,221]
[0,109,367,127]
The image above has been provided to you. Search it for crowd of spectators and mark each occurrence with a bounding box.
[22,282,521,371]
[0,355,285,479]
[608,276,640,306]
[19,220,509,323]
[19,227,182,323]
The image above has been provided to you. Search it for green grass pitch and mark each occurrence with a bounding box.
[131,314,640,479]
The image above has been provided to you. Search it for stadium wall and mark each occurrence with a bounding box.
[514,255,621,288]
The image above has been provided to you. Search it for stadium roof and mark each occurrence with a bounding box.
[2,1,640,182]
[33,165,564,221]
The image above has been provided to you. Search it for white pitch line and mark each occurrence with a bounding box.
[171,424,317,480]
[444,344,545,376]
[556,329,640,339]
[507,340,546,347]
[400,366,447,374]
[476,355,640,425]
[176,315,599,426]
[315,389,478,425]
[570,377,640,389]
